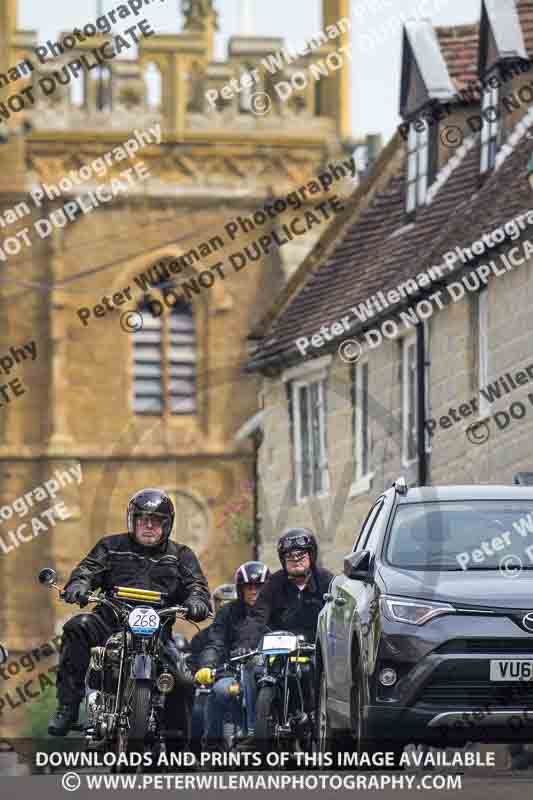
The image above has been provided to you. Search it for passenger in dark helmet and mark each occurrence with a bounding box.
[48,488,210,736]
[195,562,271,744]
[189,583,237,747]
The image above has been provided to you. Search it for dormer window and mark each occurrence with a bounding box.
[480,80,500,174]
[406,123,430,215]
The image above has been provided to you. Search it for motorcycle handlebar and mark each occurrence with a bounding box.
[57,592,213,624]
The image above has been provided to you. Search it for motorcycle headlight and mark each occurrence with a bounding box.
[381,596,455,626]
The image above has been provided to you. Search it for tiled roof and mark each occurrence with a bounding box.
[518,0,533,56]
[248,129,533,368]
[435,3,533,93]
[247,8,533,372]
[436,24,479,91]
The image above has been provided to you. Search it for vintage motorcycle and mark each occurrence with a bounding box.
[194,649,257,752]
[38,567,199,762]
[253,631,316,755]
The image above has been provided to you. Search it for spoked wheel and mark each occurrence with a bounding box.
[254,686,281,757]
[130,680,152,742]
[111,728,129,774]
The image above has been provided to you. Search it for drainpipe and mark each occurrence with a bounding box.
[416,323,428,487]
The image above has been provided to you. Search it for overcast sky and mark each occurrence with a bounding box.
[19,0,482,143]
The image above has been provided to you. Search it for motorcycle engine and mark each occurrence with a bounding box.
[102,632,123,694]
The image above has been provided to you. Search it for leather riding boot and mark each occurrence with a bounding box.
[48,703,79,737]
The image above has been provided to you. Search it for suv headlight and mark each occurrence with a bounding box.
[381,595,455,625]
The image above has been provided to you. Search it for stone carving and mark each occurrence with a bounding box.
[181,0,218,31]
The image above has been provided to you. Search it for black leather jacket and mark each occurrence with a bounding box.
[239,567,333,648]
[64,532,210,612]
[199,599,259,669]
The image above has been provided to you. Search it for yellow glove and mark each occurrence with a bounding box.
[195,668,215,685]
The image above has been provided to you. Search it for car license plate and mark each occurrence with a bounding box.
[490,659,533,681]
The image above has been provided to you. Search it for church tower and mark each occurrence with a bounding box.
[0,0,17,78]
[321,0,351,139]
[0,0,374,740]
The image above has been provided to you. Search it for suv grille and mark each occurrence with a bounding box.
[437,639,533,654]
[417,680,533,707]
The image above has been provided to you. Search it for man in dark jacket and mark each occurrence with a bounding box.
[49,488,211,736]
[195,562,270,744]
[240,529,333,647]
[239,529,333,721]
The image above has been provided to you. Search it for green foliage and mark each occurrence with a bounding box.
[21,684,57,739]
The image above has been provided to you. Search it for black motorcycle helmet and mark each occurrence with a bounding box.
[277,528,317,570]
[233,561,270,600]
[234,561,271,601]
[127,488,175,545]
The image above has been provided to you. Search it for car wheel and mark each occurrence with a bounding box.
[351,668,404,769]
[317,669,351,758]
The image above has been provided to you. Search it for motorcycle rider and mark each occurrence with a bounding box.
[240,529,333,720]
[189,584,237,748]
[195,562,271,745]
[48,488,211,737]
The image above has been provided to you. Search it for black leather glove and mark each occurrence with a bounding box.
[185,598,209,622]
[62,583,90,607]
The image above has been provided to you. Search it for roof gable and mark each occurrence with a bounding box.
[400,20,456,117]
[480,0,528,75]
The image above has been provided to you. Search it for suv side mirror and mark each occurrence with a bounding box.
[343,550,373,582]
[0,643,8,665]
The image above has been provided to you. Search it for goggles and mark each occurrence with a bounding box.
[284,549,310,562]
[282,534,312,549]
[136,512,166,524]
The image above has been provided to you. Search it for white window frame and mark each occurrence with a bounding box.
[406,123,429,214]
[350,360,374,497]
[401,335,418,468]
[282,357,331,505]
[292,377,329,505]
[478,289,490,418]
[480,83,499,174]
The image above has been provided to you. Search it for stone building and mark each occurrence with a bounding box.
[247,0,533,572]
[0,0,379,736]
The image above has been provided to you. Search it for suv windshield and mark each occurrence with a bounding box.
[385,501,533,571]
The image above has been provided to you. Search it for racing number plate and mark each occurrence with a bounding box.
[490,659,533,681]
[261,633,298,654]
[128,607,161,635]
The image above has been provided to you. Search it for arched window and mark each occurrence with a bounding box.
[132,297,197,415]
